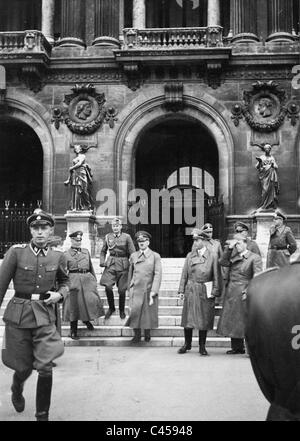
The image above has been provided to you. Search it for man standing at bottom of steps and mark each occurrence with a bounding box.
[99,217,136,320]
[178,229,220,356]
[126,231,162,343]
[0,209,69,421]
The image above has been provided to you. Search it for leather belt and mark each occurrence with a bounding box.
[270,246,287,250]
[15,292,50,301]
[109,253,127,257]
[69,269,90,273]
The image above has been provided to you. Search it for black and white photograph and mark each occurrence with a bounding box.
[1,0,300,430]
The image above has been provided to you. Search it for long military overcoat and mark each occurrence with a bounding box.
[63,248,104,321]
[217,246,262,339]
[267,225,297,268]
[178,248,220,330]
[126,248,162,330]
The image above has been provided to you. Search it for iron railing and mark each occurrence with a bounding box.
[0,200,42,258]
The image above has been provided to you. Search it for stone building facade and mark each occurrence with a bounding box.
[0,0,300,258]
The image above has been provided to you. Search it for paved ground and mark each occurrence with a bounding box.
[0,346,269,422]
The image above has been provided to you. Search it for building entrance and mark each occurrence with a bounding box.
[135,117,222,257]
[0,117,43,257]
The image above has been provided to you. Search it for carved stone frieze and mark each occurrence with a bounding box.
[163,82,184,112]
[286,100,300,126]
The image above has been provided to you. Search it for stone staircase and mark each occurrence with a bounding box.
[0,258,230,348]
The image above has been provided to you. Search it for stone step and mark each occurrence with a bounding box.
[59,325,221,338]
[62,336,231,348]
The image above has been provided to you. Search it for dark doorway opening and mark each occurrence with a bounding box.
[135,117,221,257]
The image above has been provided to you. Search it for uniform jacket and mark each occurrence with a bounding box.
[63,247,104,321]
[267,225,297,268]
[0,243,69,328]
[99,232,136,272]
[126,248,162,329]
[217,246,262,339]
[178,247,220,330]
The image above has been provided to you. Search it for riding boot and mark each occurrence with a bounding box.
[35,375,52,421]
[144,329,151,342]
[119,290,126,319]
[83,321,94,331]
[70,320,80,340]
[105,288,116,319]
[131,328,141,343]
[11,372,26,413]
[178,328,193,354]
[199,330,208,356]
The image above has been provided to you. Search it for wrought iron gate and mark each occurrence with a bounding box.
[0,200,42,258]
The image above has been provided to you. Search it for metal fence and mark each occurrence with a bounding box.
[0,200,42,258]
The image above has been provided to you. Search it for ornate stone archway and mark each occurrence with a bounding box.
[1,94,55,211]
[114,93,234,218]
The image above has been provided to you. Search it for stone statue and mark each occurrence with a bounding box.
[255,144,279,211]
[64,144,94,211]
[257,97,273,118]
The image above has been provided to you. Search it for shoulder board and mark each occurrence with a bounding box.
[12,243,27,249]
[51,247,63,252]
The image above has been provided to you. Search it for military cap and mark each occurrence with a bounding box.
[202,223,213,233]
[111,217,122,225]
[69,230,83,240]
[274,211,286,221]
[135,231,151,242]
[192,228,210,240]
[27,209,55,227]
[234,221,249,232]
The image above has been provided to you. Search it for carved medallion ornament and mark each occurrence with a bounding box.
[63,84,106,135]
[51,84,118,134]
[231,81,299,132]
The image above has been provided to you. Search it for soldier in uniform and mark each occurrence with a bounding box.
[217,234,262,354]
[0,209,69,421]
[178,229,220,356]
[266,211,297,268]
[233,221,261,256]
[245,262,300,420]
[200,223,223,258]
[100,218,136,320]
[126,231,162,343]
[63,231,105,339]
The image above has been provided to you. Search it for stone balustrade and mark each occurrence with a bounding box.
[0,30,52,56]
[122,26,223,50]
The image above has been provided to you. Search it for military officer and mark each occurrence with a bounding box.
[0,209,69,421]
[126,231,162,343]
[200,223,223,258]
[266,211,297,268]
[63,231,105,339]
[100,218,136,320]
[217,234,262,354]
[178,229,220,356]
[233,221,261,256]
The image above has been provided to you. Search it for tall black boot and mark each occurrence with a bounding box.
[11,372,28,413]
[105,288,116,319]
[199,330,208,356]
[83,321,94,331]
[131,328,141,343]
[178,328,193,354]
[35,374,52,421]
[119,290,126,319]
[69,321,80,340]
[144,329,151,342]
[227,338,245,354]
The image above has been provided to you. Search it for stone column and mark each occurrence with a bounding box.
[56,0,85,47]
[230,0,259,43]
[266,0,294,42]
[207,0,220,26]
[133,0,146,29]
[41,0,55,44]
[92,0,120,47]
[254,212,276,270]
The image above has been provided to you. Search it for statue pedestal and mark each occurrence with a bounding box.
[254,210,276,269]
[64,210,97,256]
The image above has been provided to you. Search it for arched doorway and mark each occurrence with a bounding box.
[135,117,221,257]
[0,116,43,202]
[0,116,43,257]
